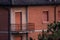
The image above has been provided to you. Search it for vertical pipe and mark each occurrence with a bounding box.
[8,0,12,39]
[54,2,56,22]
[8,7,10,40]
[26,6,28,40]
[54,6,56,22]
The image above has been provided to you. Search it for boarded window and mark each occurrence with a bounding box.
[42,11,49,21]
[58,11,60,20]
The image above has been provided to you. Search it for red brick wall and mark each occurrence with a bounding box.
[56,6,60,22]
[28,32,42,40]
[9,6,60,40]
[28,6,54,40]
[28,6,54,30]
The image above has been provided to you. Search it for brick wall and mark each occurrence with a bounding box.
[0,7,8,40]
[28,6,54,40]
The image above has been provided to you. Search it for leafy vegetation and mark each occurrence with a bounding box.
[38,21,60,40]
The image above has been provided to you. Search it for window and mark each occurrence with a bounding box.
[15,12,22,31]
[15,12,22,24]
[42,11,49,22]
[58,11,60,21]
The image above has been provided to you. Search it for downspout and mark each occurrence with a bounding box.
[26,6,28,40]
[8,7,11,40]
[54,5,56,22]
[54,0,56,22]
[8,0,12,40]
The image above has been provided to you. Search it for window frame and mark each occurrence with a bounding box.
[42,11,49,23]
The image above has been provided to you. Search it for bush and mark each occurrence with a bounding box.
[37,21,60,40]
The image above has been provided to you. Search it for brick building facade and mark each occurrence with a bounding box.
[0,0,60,40]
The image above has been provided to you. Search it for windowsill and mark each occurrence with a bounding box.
[42,21,49,24]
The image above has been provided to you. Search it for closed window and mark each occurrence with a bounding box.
[58,11,60,20]
[42,11,49,22]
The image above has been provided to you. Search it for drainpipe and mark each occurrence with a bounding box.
[8,7,11,40]
[54,3,56,22]
[8,0,12,40]
[54,0,56,22]
[26,6,28,40]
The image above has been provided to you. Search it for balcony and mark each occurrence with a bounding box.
[10,23,35,34]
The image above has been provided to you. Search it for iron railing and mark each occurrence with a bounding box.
[10,23,35,32]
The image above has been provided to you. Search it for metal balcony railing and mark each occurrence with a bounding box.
[10,23,35,32]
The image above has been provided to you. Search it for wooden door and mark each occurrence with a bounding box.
[15,12,22,31]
